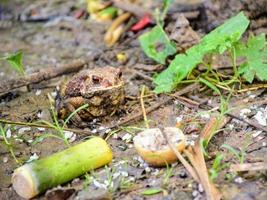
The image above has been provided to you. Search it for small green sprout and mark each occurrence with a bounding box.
[0,50,25,75]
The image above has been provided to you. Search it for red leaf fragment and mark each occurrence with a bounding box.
[131,14,152,32]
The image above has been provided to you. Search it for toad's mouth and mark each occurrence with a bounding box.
[81,83,124,96]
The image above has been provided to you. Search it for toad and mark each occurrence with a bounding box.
[56,67,124,127]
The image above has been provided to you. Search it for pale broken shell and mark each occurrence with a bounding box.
[133,127,186,167]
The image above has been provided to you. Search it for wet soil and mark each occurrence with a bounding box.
[0,0,267,200]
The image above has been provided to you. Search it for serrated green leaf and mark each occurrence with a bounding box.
[4,50,25,75]
[236,33,267,82]
[153,12,250,93]
[141,188,162,196]
[139,25,176,64]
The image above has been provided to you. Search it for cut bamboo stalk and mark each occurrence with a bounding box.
[12,137,112,199]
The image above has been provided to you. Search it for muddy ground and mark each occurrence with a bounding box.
[0,0,267,200]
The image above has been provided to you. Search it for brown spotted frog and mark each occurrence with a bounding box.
[56,67,124,127]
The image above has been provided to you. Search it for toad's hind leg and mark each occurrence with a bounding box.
[65,103,88,127]
[63,96,89,127]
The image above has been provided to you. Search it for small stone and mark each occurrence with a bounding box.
[28,139,33,143]
[262,142,266,147]
[198,184,204,193]
[105,128,111,134]
[92,129,97,134]
[121,171,128,177]
[252,131,262,138]
[145,167,151,173]
[179,170,188,179]
[93,180,107,189]
[37,127,46,131]
[18,127,31,134]
[27,153,39,163]
[6,129,11,138]
[200,112,210,119]
[254,111,267,126]
[122,133,132,142]
[228,124,234,130]
[192,190,199,197]
[51,91,57,98]
[3,157,8,163]
[176,116,183,123]
[99,126,105,131]
[35,89,42,96]
[234,177,243,184]
[112,133,118,139]
[64,131,74,139]
[240,108,251,118]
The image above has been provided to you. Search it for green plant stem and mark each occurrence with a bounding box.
[0,125,20,164]
[230,47,238,78]
[0,119,90,135]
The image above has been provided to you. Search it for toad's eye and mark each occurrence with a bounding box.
[92,75,102,84]
[118,71,122,78]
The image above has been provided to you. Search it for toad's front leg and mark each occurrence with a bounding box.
[60,97,89,127]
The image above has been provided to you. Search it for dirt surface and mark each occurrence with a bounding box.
[0,0,267,200]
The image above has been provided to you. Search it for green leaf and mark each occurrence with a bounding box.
[153,12,250,93]
[141,188,162,196]
[3,50,25,75]
[236,33,267,82]
[212,154,224,170]
[139,25,176,64]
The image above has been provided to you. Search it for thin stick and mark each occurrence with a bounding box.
[140,86,149,129]
[110,83,199,128]
[0,59,88,94]
[162,130,200,182]
[0,119,93,135]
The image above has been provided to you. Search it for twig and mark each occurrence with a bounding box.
[0,59,89,95]
[130,68,153,81]
[230,162,267,172]
[109,83,199,128]
[112,0,200,20]
[162,130,200,182]
[140,86,149,128]
[0,119,93,135]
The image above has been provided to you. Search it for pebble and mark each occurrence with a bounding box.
[121,171,129,177]
[145,167,151,173]
[186,140,195,146]
[192,190,199,197]
[200,112,210,119]
[198,184,204,193]
[228,124,234,130]
[234,177,243,184]
[179,170,188,179]
[93,179,107,189]
[35,89,42,96]
[98,126,105,131]
[92,129,97,134]
[18,127,31,134]
[6,129,11,138]
[27,153,39,163]
[176,116,183,123]
[105,128,111,134]
[3,156,8,163]
[122,133,132,142]
[51,91,57,98]
[37,127,46,131]
[64,131,76,142]
[240,108,251,118]
[254,111,267,126]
